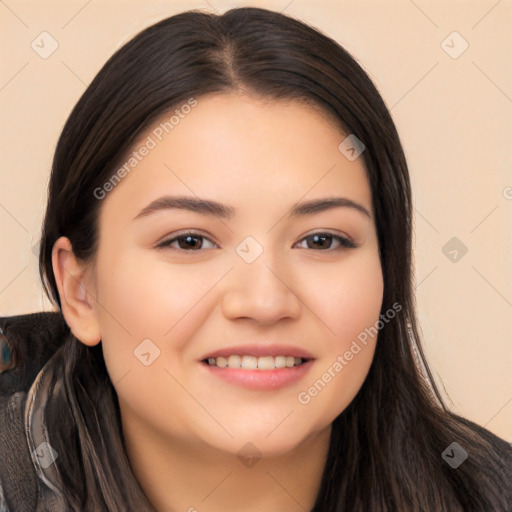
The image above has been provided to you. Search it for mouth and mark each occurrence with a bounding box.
[198,345,315,390]
[201,354,310,370]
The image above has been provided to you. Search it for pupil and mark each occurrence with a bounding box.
[311,234,330,249]
[181,235,201,249]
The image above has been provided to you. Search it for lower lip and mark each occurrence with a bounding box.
[200,359,314,390]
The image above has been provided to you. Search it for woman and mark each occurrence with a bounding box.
[0,6,510,511]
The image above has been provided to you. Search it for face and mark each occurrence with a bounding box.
[87,92,383,458]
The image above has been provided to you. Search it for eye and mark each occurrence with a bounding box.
[156,230,357,252]
[294,232,357,251]
[156,231,218,251]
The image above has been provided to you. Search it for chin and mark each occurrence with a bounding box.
[214,425,318,460]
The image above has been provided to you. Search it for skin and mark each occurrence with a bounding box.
[53,92,384,512]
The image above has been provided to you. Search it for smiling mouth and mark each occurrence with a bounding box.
[202,355,309,370]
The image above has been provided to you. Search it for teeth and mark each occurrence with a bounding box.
[274,356,286,368]
[258,356,274,370]
[216,356,228,368]
[205,355,305,369]
[228,355,241,368]
[242,355,258,369]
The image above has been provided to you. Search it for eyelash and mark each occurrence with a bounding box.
[156,230,357,252]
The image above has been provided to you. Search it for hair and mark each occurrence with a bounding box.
[36,6,510,512]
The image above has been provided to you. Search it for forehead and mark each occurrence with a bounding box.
[100,93,372,220]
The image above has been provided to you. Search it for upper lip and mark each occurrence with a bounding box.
[200,344,315,361]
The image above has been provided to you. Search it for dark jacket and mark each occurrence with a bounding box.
[1,312,511,511]
[0,312,70,512]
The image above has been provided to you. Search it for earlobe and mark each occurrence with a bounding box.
[52,236,102,347]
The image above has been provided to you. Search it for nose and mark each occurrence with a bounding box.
[221,251,302,325]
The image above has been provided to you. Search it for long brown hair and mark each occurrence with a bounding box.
[37,7,510,511]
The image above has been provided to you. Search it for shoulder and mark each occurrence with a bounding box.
[458,414,512,467]
[0,312,69,511]
[446,411,512,509]
[0,311,68,387]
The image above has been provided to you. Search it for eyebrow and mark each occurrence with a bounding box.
[133,195,372,221]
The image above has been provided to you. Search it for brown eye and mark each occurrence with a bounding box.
[156,232,217,251]
[295,232,357,251]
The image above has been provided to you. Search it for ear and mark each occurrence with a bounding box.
[52,236,102,347]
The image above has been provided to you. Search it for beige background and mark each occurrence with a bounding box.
[0,0,511,440]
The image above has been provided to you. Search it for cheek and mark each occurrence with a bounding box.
[92,249,228,379]
[303,249,384,347]
[91,251,225,437]
[293,250,383,419]
[97,257,213,333]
